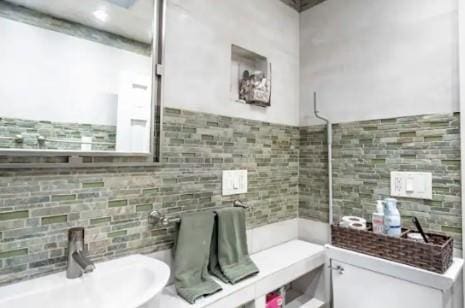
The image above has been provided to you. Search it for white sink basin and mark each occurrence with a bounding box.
[0,254,170,308]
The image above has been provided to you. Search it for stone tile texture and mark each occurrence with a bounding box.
[299,113,462,249]
[0,108,299,285]
[0,110,461,285]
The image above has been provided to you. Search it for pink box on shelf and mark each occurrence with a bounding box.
[266,292,283,308]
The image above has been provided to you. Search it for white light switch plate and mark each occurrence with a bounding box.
[390,171,432,200]
[222,170,247,196]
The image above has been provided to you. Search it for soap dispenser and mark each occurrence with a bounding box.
[383,198,401,237]
[372,199,384,234]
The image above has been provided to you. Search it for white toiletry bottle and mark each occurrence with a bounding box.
[372,200,384,234]
[384,198,401,237]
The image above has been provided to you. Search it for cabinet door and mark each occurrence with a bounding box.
[332,260,443,308]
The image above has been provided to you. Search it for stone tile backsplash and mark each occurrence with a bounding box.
[299,113,462,248]
[0,108,299,285]
[0,109,461,285]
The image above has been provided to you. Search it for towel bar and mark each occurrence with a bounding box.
[0,135,23,143]
[36,136,115,146]
[149,200,250,226]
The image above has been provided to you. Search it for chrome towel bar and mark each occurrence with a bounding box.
[149,200,250,227]
[0,135,23,143]
[37,136,115,146]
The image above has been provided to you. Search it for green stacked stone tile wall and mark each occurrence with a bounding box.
[0,107,299,285]
[0,109,460,285]
[299,113,461,249]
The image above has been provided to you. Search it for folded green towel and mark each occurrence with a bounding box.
[209,208,259,284]
[174,212,222,304]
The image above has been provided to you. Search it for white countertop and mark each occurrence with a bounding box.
[161,240,325,308]
[326,244,464,291]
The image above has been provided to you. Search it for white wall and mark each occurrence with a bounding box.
[164,0,301,126]
[0,17,151,126]
[300,0,459,125]
[1,0,300,127]
[4,0,457,128]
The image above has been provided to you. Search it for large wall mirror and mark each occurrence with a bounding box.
[0,0,164,166]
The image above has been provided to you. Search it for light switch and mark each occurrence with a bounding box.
[390,171,432,200]
[406,177,414,192]
[416,176,426,193]
[394,177,402,194]
[233,178,239,189]
[81,136,92,151]
[222,170,248,196]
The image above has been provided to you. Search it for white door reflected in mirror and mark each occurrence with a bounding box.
[116,72,151,153]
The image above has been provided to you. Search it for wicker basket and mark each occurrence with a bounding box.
[331,224,453,273]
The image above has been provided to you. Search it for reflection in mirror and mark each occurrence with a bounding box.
[0,0,154,153]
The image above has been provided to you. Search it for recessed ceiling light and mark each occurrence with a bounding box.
[93,9,108,22]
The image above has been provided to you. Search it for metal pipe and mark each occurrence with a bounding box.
[152,0,167,162]
[313,92,333,225]
[66,227,95,279]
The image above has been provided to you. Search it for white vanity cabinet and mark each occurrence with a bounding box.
[332,260,442,308]
[326,245,464,308]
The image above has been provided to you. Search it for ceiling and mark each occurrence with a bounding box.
[4,0,325,43]
[281,0,327,12]
[300,0,327,12]
[5,0,154,43]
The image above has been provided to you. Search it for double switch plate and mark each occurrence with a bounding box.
[390,171,432,200]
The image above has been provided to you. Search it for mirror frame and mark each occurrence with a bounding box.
[458,0,465,300]
[0,0,166,168]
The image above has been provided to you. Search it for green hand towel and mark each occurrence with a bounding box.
[174,212,222,304]
[209,208,259,284]
[209,215,230,283]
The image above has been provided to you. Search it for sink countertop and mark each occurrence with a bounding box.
[161,240,325,308]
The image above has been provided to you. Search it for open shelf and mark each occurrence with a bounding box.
[286,295,324,308]
[230,44,271,107]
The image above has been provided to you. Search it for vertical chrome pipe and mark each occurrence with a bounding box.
[151,0,167,162]
[313,92,333,225]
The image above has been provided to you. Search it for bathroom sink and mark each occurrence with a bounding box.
[0,254,170,308]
